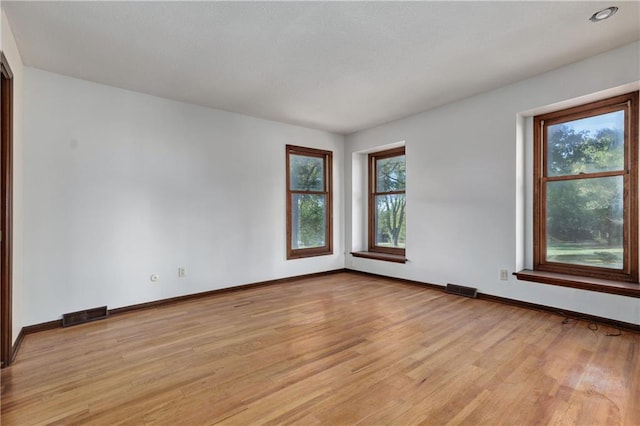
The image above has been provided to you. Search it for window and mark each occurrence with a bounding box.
[286,145,332,259]
[369,147,406,256]
[533,91,638,283]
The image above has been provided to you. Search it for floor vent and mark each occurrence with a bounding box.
[445,283,478,299]
[62,306,108,327]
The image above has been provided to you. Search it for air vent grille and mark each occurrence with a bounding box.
[445,283,478,299]
[62,306,108,327]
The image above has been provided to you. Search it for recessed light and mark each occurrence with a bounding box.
[590,6,618,22]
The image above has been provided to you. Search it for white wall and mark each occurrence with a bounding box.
[345,42,640,326]
[1,9,25,344]
[23,68,344,326]
[18,39,640,327]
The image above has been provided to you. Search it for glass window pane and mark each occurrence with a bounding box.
[290,154,324,191]
[375,194,406,248]
[291,194,326,249]
[376,155,406,192]
[547,111,624,177]
[545,176,623,269]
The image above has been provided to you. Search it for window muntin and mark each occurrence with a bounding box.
[369,147,406,255]
[534,92,638,282]
[286,145,332,259]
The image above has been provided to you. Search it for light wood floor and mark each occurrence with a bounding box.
[1,272,639,425]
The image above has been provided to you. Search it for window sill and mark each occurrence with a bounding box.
[287,248,333,260]
[514,269,640,298]
[351,251,407,264]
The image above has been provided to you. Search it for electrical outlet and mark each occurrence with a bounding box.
[499,269,508,281]
[150,274,159,282]
[178,267,186,278]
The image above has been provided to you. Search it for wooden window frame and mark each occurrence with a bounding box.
[368,146,406,256]
[533,91,639,284]
[286,145,333,259]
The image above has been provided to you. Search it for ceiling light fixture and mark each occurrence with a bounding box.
[589,6,618,22]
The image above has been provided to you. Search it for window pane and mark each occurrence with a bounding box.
[290,154,324,191]
[545,176,623,269]
[547,111,624,177]
[375,194,406,248]
[291,194,326,249]
[376,155,406,192]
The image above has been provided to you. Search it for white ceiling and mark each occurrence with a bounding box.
[3,1,639,135]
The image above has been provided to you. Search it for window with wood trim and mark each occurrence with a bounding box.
[533,91,638,283]
[286,145,333,259]
[369,147,406,255]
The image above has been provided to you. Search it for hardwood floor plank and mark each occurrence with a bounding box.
[2,272,639,425]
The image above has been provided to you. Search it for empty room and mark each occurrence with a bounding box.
[1,1,639,424]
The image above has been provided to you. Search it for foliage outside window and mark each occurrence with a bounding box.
[286,145,333,259]
[369,147,406,255]
[534,91,638,282]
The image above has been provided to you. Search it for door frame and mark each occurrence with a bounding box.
[1,51,14,368]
